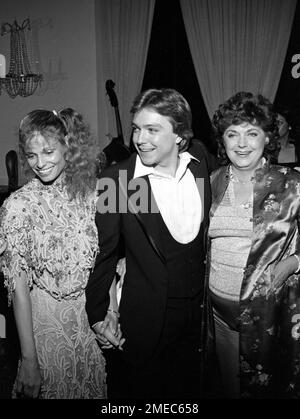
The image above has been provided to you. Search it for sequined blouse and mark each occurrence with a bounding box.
[209,181,253,302]
[209,163,300,398]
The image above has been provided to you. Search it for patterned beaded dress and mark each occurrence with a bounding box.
[0,175,106,399]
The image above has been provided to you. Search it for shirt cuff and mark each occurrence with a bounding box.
[92,321,104,330]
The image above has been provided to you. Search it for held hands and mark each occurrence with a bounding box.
[270,255,299,294]
[94,309,125,351]
[16,356,42,399]
[94,259,127,350]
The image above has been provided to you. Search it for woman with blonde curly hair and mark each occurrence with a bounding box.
[0,108,119,399]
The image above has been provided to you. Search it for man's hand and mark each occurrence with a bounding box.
[93,311,125,350]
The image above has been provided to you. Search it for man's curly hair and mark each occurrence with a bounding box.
[211,92,280,165]
[19,108,98,201]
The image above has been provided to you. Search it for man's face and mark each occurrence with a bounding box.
[132,108,181,175]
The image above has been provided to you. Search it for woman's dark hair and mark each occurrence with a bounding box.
[212,91,280,165]
[275,105,293,126]
[130,88,193,152]
[19,108,98,200]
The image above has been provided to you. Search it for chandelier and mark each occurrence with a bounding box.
[0,18,42,98]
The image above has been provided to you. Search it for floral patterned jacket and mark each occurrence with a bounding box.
[210,162,300,398]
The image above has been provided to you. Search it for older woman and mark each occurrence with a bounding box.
[209,92,300,398]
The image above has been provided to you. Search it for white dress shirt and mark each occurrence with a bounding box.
[134,152,202,244]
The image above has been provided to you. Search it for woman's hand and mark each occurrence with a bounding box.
[16,356,42,398]
[271,256,299,293]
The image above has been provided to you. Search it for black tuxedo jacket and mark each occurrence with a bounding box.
[85,140,211,366]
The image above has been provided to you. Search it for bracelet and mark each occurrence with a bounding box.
[293,254,300,274]
[107,308,120,318]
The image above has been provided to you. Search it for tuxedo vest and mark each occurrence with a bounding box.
[155,211,206,298]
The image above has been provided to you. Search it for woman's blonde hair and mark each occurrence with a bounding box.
[19,108,98,200]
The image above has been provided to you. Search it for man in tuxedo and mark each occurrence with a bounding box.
[85,88,211,399]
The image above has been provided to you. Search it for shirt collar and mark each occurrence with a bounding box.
[134,152,199,180]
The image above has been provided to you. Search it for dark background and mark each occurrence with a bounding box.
[142,0,300,152]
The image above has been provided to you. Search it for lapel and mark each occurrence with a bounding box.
[210,165,230,218]
[118,154,166,265]
[120,153,210,264]
[188,157,211,254]
[188,157,211,228]
[136,175,166,264]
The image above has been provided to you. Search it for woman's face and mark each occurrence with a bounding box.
[223,122,269,172]
[277,114,289,138]
[25,133,67,183]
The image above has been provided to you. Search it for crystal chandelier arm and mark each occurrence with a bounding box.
[21,18,31,31]
[0,18,42,98]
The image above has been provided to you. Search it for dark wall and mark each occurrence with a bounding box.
[274,0,300,108]
[274,0,300,139]
[142,0,215,153]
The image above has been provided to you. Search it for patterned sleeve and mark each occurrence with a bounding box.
[0,225,5,254]
[0,194,34,305]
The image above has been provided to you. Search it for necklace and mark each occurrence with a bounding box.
[231,176,253,185]
[229,167,254,185]
[228,179,253,210]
